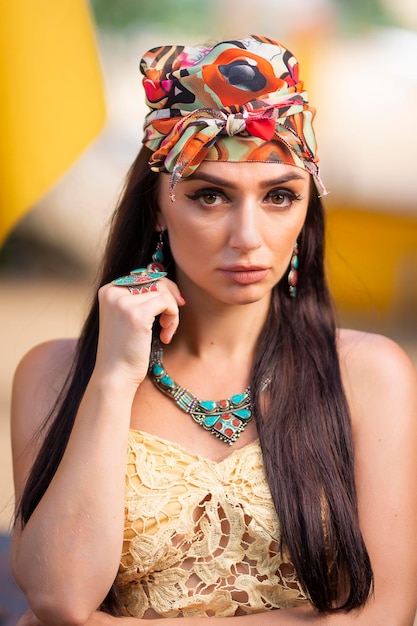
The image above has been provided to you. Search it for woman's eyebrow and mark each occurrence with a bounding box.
[180,172,306,188]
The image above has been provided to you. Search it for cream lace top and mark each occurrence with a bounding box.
[117,429,309,618]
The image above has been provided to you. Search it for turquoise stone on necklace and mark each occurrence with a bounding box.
[148,341,254,445]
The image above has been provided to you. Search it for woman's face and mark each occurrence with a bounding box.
[157,161,310,306]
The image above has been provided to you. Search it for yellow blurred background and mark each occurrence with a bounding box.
[0,0,416,622]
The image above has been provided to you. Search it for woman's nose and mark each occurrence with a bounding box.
[229,201,262,252]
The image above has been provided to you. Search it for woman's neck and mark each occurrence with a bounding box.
[171,289,272,361]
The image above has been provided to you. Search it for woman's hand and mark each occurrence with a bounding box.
[95,278,185,387]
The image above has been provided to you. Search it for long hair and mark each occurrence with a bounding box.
[17,147,373,614]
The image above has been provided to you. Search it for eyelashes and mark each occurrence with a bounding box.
[185,189,224,206]
[185,187,304,209]
[265,189,303,206]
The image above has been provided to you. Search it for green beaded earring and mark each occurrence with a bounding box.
[288,241,299,298]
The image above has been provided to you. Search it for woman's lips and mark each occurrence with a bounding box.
[220,267,269,285]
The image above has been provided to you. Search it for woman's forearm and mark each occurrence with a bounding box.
[12,372,138,626]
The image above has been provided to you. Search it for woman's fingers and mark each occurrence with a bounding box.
[159,315,179,344]
[95,278,185,384]
[101,278,184,340]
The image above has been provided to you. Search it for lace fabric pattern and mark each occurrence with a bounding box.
[117,429,309,618]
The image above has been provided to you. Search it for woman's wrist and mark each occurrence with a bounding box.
[88,365,143,398]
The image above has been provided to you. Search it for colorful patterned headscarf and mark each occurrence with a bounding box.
[140,35,327,197]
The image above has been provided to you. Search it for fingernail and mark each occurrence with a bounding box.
[180,293,186,304]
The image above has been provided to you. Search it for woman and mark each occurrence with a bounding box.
[11,35,417,625]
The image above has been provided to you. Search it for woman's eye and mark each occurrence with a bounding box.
[186,190,225,207]
[266,190,298,207]
[200,193,220,205]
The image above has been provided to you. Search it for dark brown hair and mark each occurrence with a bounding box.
[17,147,373,614]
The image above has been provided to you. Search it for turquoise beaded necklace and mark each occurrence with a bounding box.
[149,341,261,445]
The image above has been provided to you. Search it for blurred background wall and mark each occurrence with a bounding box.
[3,0,417,318]
[0,0,416,621]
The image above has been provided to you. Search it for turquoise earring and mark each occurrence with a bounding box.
[288,241,299,298]
[112,231,167,294]
[148,231,165,272]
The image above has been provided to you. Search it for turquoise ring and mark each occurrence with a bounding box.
[112,268,167,288]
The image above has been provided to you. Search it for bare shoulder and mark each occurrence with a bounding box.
[13,338,78,412]
[336,328,417,430]
[11,339,78,493]
[337,327,416,381]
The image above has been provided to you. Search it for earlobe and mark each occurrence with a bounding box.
[155,218,167,233]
